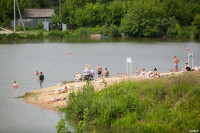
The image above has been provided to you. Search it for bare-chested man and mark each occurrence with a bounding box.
[173,56,179,72]
[97,64,102,78]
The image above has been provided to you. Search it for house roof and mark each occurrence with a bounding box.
[22,9,55,18]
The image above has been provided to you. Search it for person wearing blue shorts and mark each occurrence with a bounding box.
[37,72,44,89]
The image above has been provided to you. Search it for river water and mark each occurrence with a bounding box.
[0,38,200,133]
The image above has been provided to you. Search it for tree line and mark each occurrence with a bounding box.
[1,0,200,38]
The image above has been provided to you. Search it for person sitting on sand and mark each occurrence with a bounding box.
[13,81,19,88]
[49,86,68,95]
[150,68,160,78]
[182,62,191,72]
[47,97,66,104]
[75,72,81,82]
[140,68,146,76]
[103,68,109,78]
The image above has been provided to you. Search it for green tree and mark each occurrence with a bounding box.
[0,0,24,26]
[107,1,125,26]
[192,14,200,38]
[121,0,177,37]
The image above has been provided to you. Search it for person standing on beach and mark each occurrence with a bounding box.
[97,64,102,79]
[173,56,179,72]
[37,72,44,89]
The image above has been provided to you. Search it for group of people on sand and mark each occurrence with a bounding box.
[173,56,199,73]
[133,55,199,79]
[135,67,160,79]
[74,64,109,82]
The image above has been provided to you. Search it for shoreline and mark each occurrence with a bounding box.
[23,73,177,111]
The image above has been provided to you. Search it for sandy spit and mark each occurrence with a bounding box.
[23,73,176,111]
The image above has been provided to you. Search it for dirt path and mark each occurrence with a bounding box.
[0,27,13,34]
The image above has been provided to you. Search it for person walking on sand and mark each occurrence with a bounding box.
[97,64,102,79]
[37,72,44,89]
[173,56,179,72]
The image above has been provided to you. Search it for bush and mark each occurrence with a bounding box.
[37,31,44,38]
[109,24,121,37]
[74,28,91,38]
[33,23,43,30]
[99,24,109,36]
[47,29,64,38]
[192,14,200,39]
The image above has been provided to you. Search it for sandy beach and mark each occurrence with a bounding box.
[23,73,175,110]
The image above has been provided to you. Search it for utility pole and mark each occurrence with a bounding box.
[14,0,16,32]
[16,0,25,33]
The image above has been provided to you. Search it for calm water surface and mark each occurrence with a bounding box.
[0,38,200,133]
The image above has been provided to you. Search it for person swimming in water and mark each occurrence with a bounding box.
[35,70,39,76]
[13,81,19,88]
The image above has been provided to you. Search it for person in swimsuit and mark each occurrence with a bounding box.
[97,64,102,79]
[13,81,19,88]
[103,68,109,78]
[173,56,179,72]
[47,97,66,104]
[35,70,39,76]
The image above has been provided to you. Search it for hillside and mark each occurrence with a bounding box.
[62,71,200,132]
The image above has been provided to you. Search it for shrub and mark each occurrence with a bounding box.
[109,24,121,37]
[47,29,64,38]
[74,28,91,38]
[37,31,44,38]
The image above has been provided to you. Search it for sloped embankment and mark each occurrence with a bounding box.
[62,71,200,132]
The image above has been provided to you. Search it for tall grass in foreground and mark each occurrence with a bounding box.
[60,71,200,132]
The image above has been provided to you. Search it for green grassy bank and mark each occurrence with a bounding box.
[60,71,200,133]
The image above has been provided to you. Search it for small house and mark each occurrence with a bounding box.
[22,9,55,22]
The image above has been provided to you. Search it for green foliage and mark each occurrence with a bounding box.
[193,14,200,38]
[73,28,91,38]
[56,118,71,133]
[99,24,109,36]
[47,29,64,38]
[51,15,61,23]
[37,31,44,38]
[0,0,23,26]
[99,23,122,37]
[33,23,44,30]
[109,24,121,37]
[1,0,200,38]
[121,0,177,37]
[62,71,200,132]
